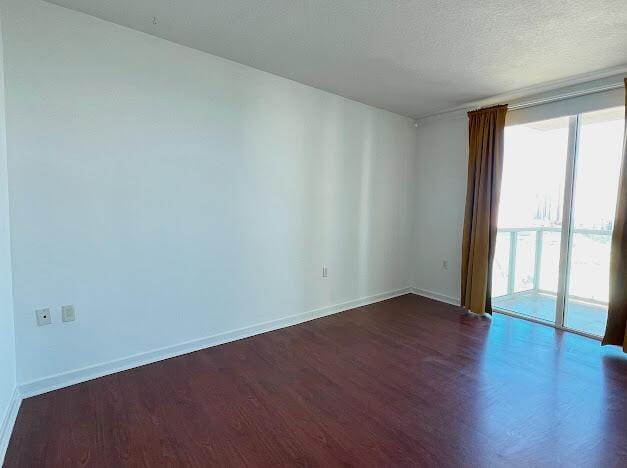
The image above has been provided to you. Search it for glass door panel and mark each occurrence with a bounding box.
[492,116,571,322]
[538,230,562,292]
[492,231,511,298]
[564,106,625,336]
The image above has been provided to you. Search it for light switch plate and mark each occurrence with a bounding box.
[61,305,76,322]
[36,308,52,326]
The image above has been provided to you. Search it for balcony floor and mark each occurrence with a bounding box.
[493,291,608,337]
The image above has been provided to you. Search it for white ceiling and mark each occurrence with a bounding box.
[45,0,627,118]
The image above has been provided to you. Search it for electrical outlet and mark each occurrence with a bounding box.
[322,266,328,278]
[442,260,449,270]
[61,305,76,322]
[36,308,52,326]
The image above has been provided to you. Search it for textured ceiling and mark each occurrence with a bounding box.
[44,0,627,118]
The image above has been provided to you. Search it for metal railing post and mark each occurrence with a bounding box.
[533,230,543,291]
[507,231,517,294]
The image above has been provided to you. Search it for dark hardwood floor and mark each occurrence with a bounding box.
[5,294,627,467]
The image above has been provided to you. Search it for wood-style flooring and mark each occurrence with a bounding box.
[5,294,627,467]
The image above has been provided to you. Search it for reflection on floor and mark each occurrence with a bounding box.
[493,291,607,337]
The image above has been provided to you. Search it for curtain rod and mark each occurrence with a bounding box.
[416,75,625,122]
[507,81,624,111]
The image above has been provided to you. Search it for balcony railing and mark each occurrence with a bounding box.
[494,226,611,304]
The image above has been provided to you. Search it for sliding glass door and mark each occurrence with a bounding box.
[492,105,625,338]
[563,107,625,336]
[492,116,570,323]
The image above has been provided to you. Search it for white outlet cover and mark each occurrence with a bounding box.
[36,308,52,326]
[61,305,76,322]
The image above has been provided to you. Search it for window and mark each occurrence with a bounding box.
[492,103,625,338]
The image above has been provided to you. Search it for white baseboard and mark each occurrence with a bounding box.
[411,287,460,307]
[19,287,412,399]
[0,387,22,465]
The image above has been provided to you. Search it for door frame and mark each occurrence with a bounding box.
[555,115,580,329]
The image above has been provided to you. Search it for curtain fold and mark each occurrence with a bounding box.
[461,104,508,315]
[603,79,627,351]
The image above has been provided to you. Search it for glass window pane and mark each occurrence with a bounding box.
[565,106,625,336]
[492,116,570,322]
[538,231,561,293]
[514,231,536,293]
[492,232,511,298]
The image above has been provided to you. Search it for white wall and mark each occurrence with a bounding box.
[2,0,417,386]
[0,2,17,457]
[411,114,467,303]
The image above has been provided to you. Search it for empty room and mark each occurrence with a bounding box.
[1,0,626,466]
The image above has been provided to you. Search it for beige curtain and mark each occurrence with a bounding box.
[603,79,627,351]
[461,104,508,315]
